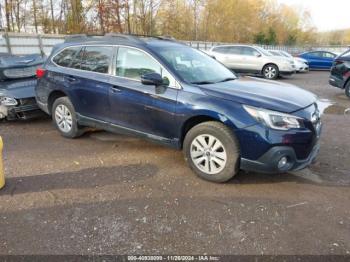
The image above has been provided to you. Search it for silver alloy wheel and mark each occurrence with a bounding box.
[190,134,227,175]
[264,66,277,79]
[55,104,73,133]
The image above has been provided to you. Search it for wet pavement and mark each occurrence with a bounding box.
[0,71,350,255]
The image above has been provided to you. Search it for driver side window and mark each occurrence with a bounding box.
[116,47,176,87]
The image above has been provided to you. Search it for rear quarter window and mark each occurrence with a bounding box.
[53,46,81,67]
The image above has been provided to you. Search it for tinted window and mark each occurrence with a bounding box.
[310,52,323,57]
[70,48,85,69]
[242,47,260,56]
[80,46,113,73]
[213,46,231,54]
[116,47,161,80]
[53,47,81,67]
[228,46,242,55]
[323,52,336,58]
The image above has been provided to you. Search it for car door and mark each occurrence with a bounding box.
[67,45,114,122]
[306,52,324,69]
[240,47,262,73]
[211,46,231,66]
[322,52,336,69]
[109,46,178,139]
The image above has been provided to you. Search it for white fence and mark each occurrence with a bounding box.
[0,32,348,56]
[0,33,65,56]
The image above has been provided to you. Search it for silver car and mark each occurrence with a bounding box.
[269,50,309,73]
[208,45,295,79]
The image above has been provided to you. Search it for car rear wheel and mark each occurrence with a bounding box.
[263,64,279,80]
[183,121,240,183]
[52,97,83,138]
[345,81,350,98]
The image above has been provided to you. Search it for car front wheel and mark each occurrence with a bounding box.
[345,81,350,98]
[263,64,279,80]
[183,121,240,183]
[52,97,83,138]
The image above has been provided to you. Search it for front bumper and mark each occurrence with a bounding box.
[0,98,43,120]
[240,143,320,173]
[329,76,344,89]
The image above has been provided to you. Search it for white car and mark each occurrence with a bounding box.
[269,50,309,72]
[208,45,295,80]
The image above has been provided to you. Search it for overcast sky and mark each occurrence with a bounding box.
[277,0,350,31]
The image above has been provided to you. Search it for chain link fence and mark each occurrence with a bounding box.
[0,32,348,56]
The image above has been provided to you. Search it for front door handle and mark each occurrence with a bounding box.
[66,75,76,82]
[111,86,121,93]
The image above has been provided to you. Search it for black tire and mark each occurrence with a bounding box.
[262,64,279,80]
[345,81,350,98]
[52,96,84,138]
[183,121,240,183]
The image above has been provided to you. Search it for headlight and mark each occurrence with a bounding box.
[0,96,18,106]
[243,105,303,130]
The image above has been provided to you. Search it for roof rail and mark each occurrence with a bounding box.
[64,33,177,44]
[103,33,143,43]
[64,34,91,42]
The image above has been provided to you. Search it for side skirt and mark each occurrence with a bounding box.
[76,113,181,149]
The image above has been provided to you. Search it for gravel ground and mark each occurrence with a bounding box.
[0,71,349,255]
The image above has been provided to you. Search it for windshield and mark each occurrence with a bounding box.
[280,51,293,58]
[269,50,283,57]
[155,46,236,84]
[254,46,272,56]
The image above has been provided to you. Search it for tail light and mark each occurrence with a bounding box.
[335,60,344,65]
[36,68,46,78]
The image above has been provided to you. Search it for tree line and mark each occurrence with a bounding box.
[0,0,327,45]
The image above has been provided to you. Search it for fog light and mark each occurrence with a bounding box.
[278,156,288,169]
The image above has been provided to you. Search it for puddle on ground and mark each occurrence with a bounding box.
[317,99,350,115]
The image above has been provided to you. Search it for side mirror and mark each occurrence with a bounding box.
[256,53,262,57]
[141,73,164,86]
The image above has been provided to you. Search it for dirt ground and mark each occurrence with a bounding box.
[0,71,349,255]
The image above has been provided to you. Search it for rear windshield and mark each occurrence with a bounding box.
[340,49,350,58]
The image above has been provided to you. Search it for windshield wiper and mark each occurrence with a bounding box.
[216,77,236,83]
[190,81,214,85]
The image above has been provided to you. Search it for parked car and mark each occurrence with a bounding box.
[0,53,45,80]
[208,45,295,80]
[35,34,322,182]
[298,51,337,70]
[0,53,45,120]
[329,49,350,97]
[269,50,309,72]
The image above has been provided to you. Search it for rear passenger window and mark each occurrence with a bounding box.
[70,48,85,69]
[116,47,161,80]
[213,46,230,54]
[53,47,81,67]
[80,46,113,73]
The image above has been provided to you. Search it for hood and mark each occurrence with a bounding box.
[0,53,45,68]
[0,78,37,99]
[199,77,317,113]
[295,57,307,63]
[270,55,293,63]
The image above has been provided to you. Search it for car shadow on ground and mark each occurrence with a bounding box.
[0,164,158,196]
[230,167,350,187]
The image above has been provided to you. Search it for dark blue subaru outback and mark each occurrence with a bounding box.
[35,34,322,182]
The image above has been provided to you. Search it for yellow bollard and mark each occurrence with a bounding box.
[0,136,5,189]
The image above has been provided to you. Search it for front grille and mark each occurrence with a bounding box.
[3,66,40,78]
